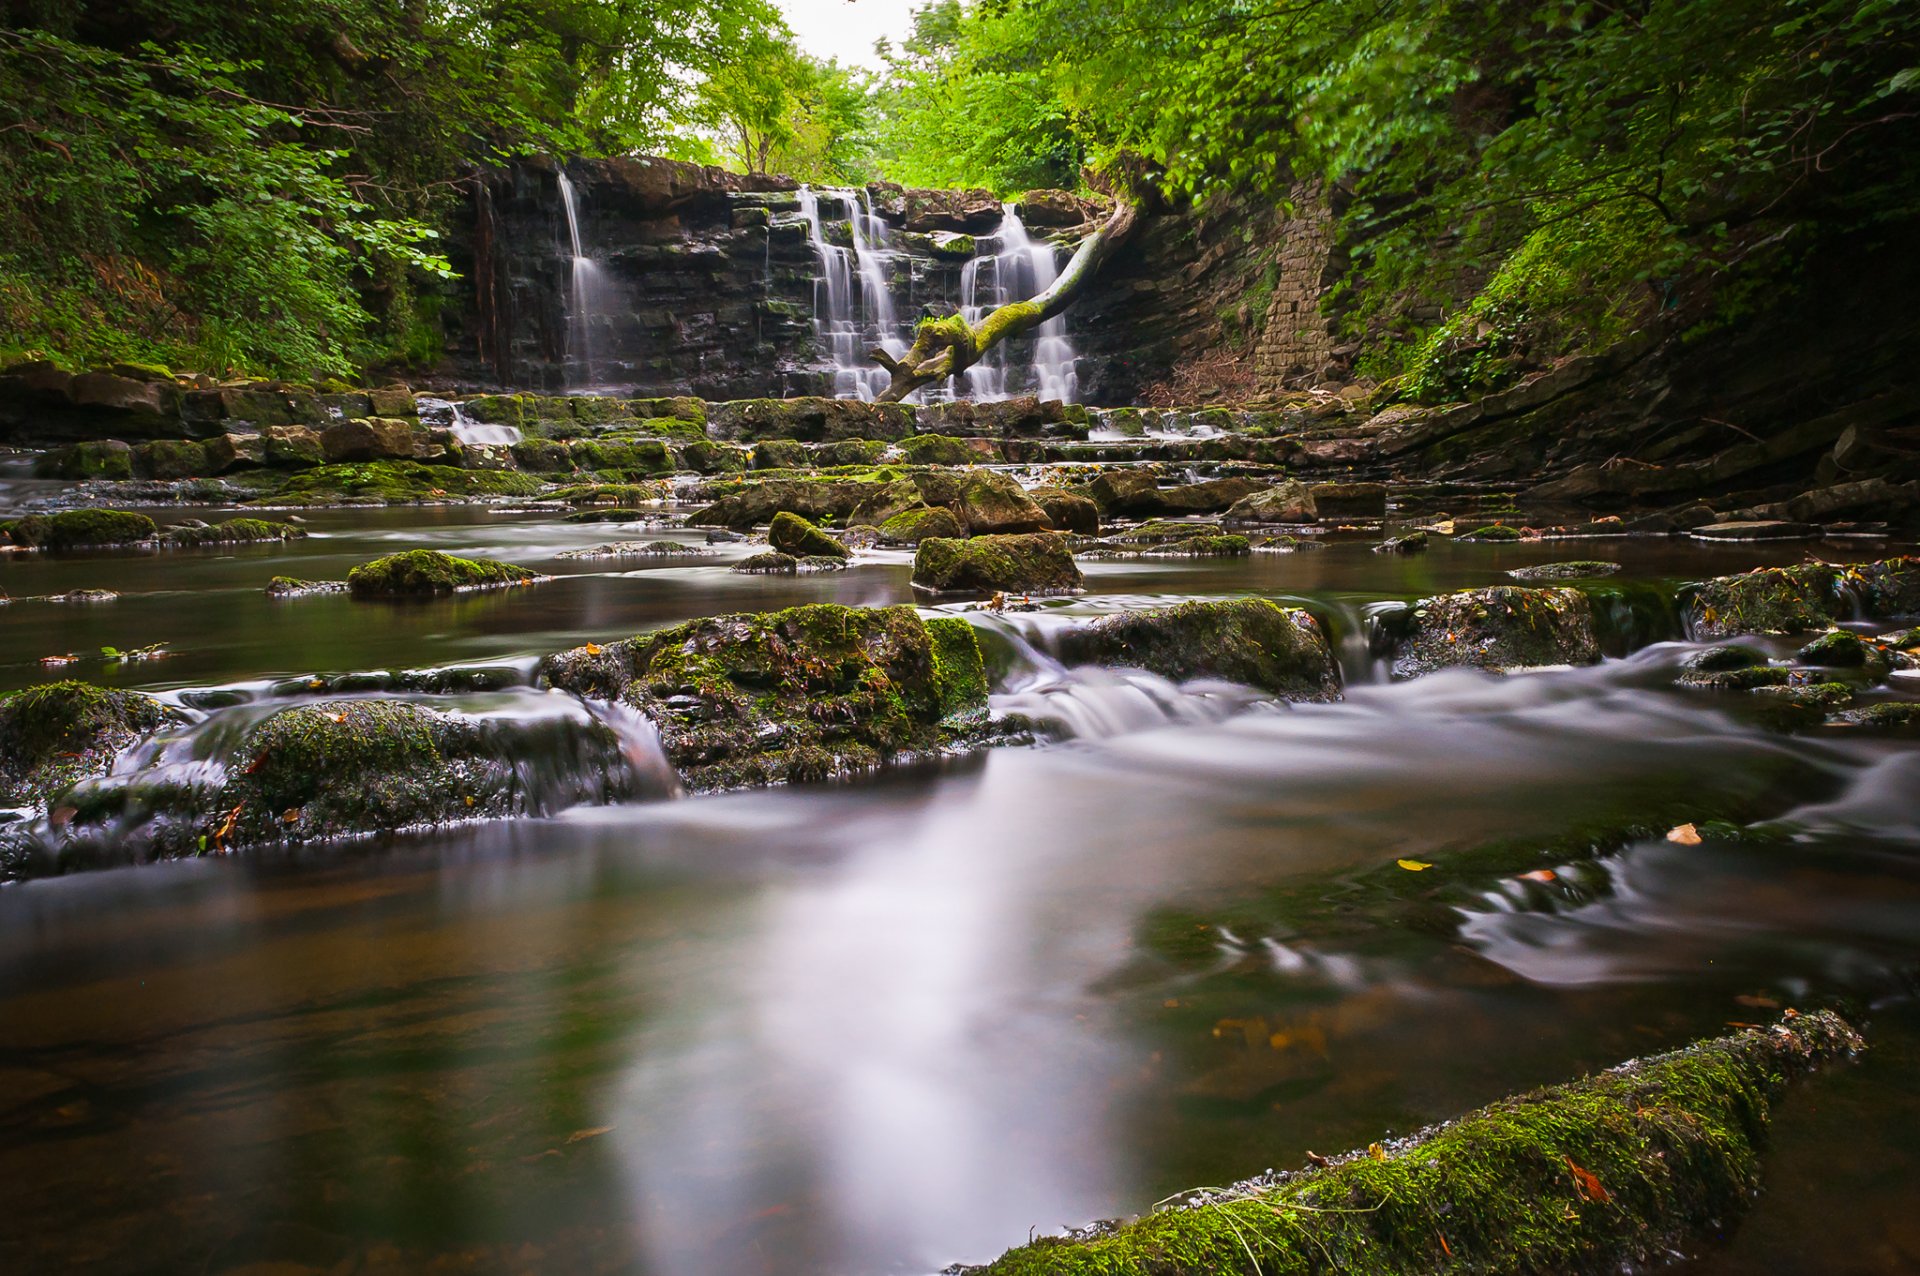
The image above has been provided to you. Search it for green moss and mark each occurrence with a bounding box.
[925,617,990,718]
[901,433,984,466]
[1460,522,1525,541]
[731,551,799,575]
[542,603,994,791]
[550,482,666,506]
[561,508,651,524]
[1680,564,1841,639]
[1395,586,1599,677]
[680,440,751,474]
[1678,665,1793,691]
[567,438,674,474]
[248,461,543,506]
[1,508,157,551]
[879,505,966,544]
[632,415,709,443]
[346,549,539,597]
[1683,644,1764,673]
[1794,628,1887,673]
[1111,519,1225,544]
[768,510,850,559]
[0,681,180,806]
[814,439,889,467]
[1830,702,1920,731]
[973,1013,1862,1276]
[912,533,1084,595]
[135,438,209,479]
[1145,534,1252,557]
[165,517,304,547]
[753,438,814,470]
[1055,600,1339,701]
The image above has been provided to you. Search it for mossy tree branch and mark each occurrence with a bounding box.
[872,182,1147,403]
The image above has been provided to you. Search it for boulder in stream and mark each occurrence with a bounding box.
[542,603,992,791]
[1055,599,1340,701]
[347,549,540,597]
[1394,586,1600,677]
[1678,564,1842,639]
[912,533,1083,595]
[767,511,850,559]
[0,681,183,808]
[0,508,157,551]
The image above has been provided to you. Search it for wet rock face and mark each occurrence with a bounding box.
[0,682,183,807]
[1029,487,1100,535]
[541,603,990,791]
[1394,586,1600,678]
[878,506,965,544]
[1056,599,1340,701]
[911,534,1084,595]
[688,479,871,529]
[1086,471,1264,518]
[1225,480,1318,524]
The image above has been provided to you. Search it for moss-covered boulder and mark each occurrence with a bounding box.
[1679,564,1841,639]
[568,438,674,474]
[541,603,991,790]
[1092,473,1263,518]
[1144,534,1252,557]
[751,438,813,470]
[0,681,182,807]
[347,549,539,598]
[247,460,543,506]
[687,479,871,529]
[35,439,135,480]
[878,505,965,544]
[1395,586,1600,678]
[219,699,636,844]
[898,470,1053,534]
[165,517,304,547]
[1224,480,1317,524]
[319,417,421,463]
[768,511,850,559]
[732,551,799,574]
[1795,628,1889,672]
[679,440,749,474]
[815,439,889,467]
[1461,522,1526,541]
[1857,556,1920,617]
[1056,600,1339,700]
[1509,560,1621,582]
[0,509,157,551]
[132,438,209,479]
[900,433,990,465]
[1029,487,1100,535]
[912,533,1083,595]
[964,1012,1861,1276]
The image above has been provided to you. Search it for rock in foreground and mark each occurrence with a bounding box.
[964,1012,1861,1276]
[0,681,182,807]
[912,533,1083,595]
[1395,586,1599,677]
[768,510,850,559]
[542,604,993,790]
[1055,599,1340,700]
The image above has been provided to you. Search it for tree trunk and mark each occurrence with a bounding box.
[870,189,1146,403]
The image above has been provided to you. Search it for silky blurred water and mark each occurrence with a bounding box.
[3,503,1919,1274]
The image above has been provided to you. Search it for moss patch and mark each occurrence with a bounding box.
[879,505,965,544]
[0,681,181,806]
[967,1012,1862,1276]
[248,461,543,506]
[1055,599,1340,701]
[1,509,156,551]
[1680,565,1841,639]
[768,511,850,559]
[541,603,995,791]
[912,533,1084,595]
[347,549,539,598]
[165,517,304,547]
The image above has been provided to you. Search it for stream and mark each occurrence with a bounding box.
[3,500,1919,1274]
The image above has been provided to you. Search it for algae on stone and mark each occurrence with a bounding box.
[347,549,539,597]
[541,603,992,791]
[1,509,157,551]
[912,533,1083,595]
[768,511,850,560]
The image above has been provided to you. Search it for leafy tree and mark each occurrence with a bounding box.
[683,30,875,183]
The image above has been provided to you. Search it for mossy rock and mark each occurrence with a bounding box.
[883,470,1053,534]
[912,533,1083,595]
[347,549,539,598]
[133,439,209,480]
[266,577,348,599]
[248,461,543,506]
[1109,518,1224,545]
[1460,523,1526,541]
[900,433,987,466]
[752,438,814,470]
[0,509,157,551]
[1682,644,1766,674]
[1375,530,1430,554]
[1143,534,1252,557]
[1751,681,1854,710]
[510,438,574,473]
[681,440,751,474]
[219,699,634,844]
[541,603,991,791]
[1395,586,1600,678]
[968,1013,1862,1276]
[1029,487,1100,535]
[165,517,304,547]
[561,508,651,524]
[1855,557,1920,618]
[1056,599,1340,701]
[551,482,665,507]
[1224,480,1317,524]
[1794,628,1888,674]
[1677,665,1793,691]
[1828,702,1920,732]
[878,505,965,544]
[0,681,183,807]
[688,479,872,529]
[732,551,799,574]
[768,511,850,559]
[814,439,888,467]
[1508,561,1621,582]
[1679,564,1841,639]
[36,439,135,481]
[567,438,674,474]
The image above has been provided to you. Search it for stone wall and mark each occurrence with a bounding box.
[1252,180,1345,392]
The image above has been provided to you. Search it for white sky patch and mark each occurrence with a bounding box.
[779,0,923,70]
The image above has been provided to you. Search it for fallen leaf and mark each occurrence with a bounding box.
[1666,823,1703,845]
[1397,858,1432,872]
[282,808,301,825]
[1304,1150,1331,1168]
[584,641,602,655]
[1734,993,1780,1010]
[1519,869,1557,883]
[1368,1142,1388,1162]
[1437,1231,1452,1257]
[1566,1157,1611,1202]
[564,1126,613,1144]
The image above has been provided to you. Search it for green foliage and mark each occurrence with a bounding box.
[683,28,876,182]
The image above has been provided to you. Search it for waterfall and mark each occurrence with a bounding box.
[793,189,1080,403]
[556,170,607,389]
[994,205,1079,402]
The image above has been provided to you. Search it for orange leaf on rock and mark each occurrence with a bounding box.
[1566,1157,1611,1202]
[1666,823,1703,845]
[1520,869,1557,883]
[1397,858,1432,872]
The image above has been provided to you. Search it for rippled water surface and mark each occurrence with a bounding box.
[4,499,1920,1274]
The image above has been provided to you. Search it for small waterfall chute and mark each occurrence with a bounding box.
[556,169,608,389]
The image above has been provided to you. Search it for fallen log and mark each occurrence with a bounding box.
[963,1011,1861,1275]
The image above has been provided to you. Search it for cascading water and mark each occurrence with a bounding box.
[556,170,607,389]
[793,190,1080,403]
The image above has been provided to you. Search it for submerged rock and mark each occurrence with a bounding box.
[1374,530,1429,554]
[164,516,304,547]
[1056,599,1340,701]
[912,533,1083,595]
[347,549,540,598]
[0,681,182,807]
[555,540,716,562]
[768,510,850,559]
[1395,586,1599,677]
[266,576,349,599]
[541,603,992,791]
[0,509,157,551]
[962,1012,1862,1276]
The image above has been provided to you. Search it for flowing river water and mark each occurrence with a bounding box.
[3,496,1920,1274]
